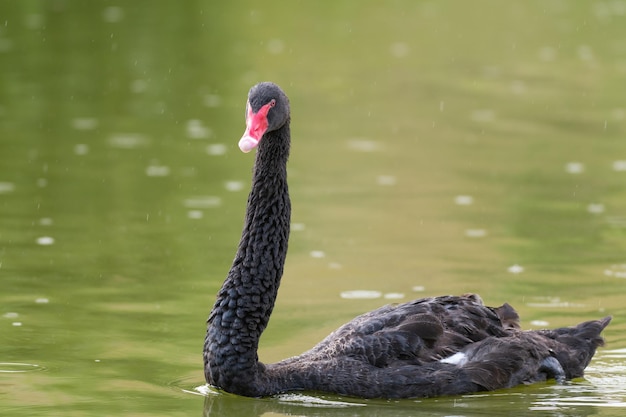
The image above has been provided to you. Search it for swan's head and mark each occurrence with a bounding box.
[239,82,290,153]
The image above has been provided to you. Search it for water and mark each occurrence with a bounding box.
[1,1,625,416]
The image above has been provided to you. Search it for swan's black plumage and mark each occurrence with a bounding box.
[203,82,610,399]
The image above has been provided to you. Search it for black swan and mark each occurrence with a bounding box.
[203,81,611,399]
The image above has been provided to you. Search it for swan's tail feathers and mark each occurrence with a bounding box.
[542,316,611,379]
[494,303,520,330]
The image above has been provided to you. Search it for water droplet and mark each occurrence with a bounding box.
[465,229,487,238]
[186,119,212,139]
[25,14,45,30]
[309,250,325,259]
[183,196,221,209]
[604,264,626,278]
[538,46,556,61]
[0,182,15,194]
[587,203,605,214]
[454,195,474,206]
[384,292,405,300]
[108,133,150,149]
[12,322,22,327]
[510,80,526,94]
[611,108,625,120]
[267,39,285,54]
[224,181,244,192]
[3,312,18,319]
[507,264,524,274]
[204,94,221,108]
[36,219,52,228]
[390,42,409,58]
[612,160,626,171]
[36,236,55,246]
[347,139,381,152]
[470,109,495,123]
[74,144,89,155]
[376,175,396,186]
[328,262,342,269]
[129,79,147,93]
[340,290,382,300]
[565,162,584,174]
[530,320,550,327]
[0,38,14,53]
[102,6,124,23]
[35,298,49,304]
[145,165,170,177]
[412,285,425,292]
[187,210,204,219]
[71,118,98,130]
[578,45,594,61]
[206,144,227,156]
[291,223,305,232]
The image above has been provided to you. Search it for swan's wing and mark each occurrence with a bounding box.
[299,294,516,366]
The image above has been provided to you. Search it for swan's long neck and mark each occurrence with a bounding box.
[204,123,291,396]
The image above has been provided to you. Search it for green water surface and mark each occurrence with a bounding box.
[1,1,626,416]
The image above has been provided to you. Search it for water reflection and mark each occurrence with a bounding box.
[199,380,623,417]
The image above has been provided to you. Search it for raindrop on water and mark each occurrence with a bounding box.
[36,236,55,246]
[0,182,15,194]
[186,119,212,139]
[384,293,405,300]
[145,165,170,177]
[73,144,89,155]
[465,229,487,238]
[347,139,381,152]
[565,162,585,174]
[309,250,325,259]
[587,203,605,214]
[204,94,221,108]
[224,181,244,192]
[183,196,221,209]
[206,144,227,156]
[390,42,409,58]
[507,264,524,274]
[71,118,98,130]
[291,223,305,232]
[612,160,626,171]
[454,195,474,206]
[340,290,382,300]
[102,6,124,23]
[470,109,496,123]
[376,175,397,186]
[187,210,204,219]
[267,39,285,54]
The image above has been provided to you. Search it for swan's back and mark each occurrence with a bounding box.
[264,294,609,398]
[299,294,515,366]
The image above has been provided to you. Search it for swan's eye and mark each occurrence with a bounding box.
[269,99,276,107]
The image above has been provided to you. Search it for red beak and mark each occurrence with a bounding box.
[238,101,274,153]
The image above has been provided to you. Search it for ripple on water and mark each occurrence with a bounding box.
[107,133,150,149]
[183,196,221,209]
[186,119,212,139]
[340,290,382,299]
[0,363,46,373]
[347,139,381,152]
[0,182,15,193]
[604,264,626,278]
[36,236,55,245]
[206,144,227,155]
